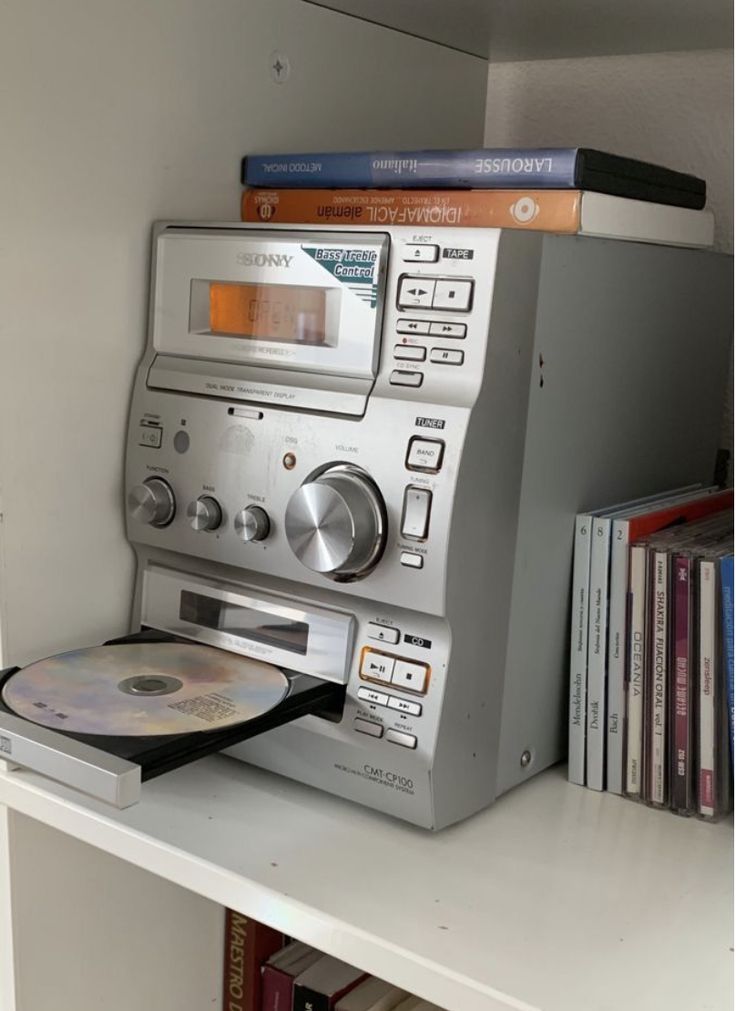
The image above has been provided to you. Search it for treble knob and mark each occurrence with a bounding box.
[187,495,222,532]
[235,505,271,543]
[128,478,176,527]
[285,465,386,580]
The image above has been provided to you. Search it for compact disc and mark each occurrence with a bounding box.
[1,642,289,736]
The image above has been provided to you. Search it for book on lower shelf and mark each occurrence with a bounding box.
[292,955,368,1011]
[241,187,714,247]
[568,488,734,819]
[222,909,286,1011]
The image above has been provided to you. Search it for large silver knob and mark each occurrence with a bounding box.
[128,478,175,527]
[235,505,271,543]
[285,465,386,579]
[187,495,222,532]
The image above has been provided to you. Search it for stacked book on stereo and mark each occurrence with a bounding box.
[222,909,443,1011]
[568,485,734,819]
[240,147,713,246]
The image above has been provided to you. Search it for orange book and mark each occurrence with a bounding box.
[240,188,714,247]
[242,187,582,230]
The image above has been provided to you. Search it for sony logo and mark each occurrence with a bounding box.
[236,251,294,268]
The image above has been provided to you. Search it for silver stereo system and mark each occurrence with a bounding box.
[0,222,731,828]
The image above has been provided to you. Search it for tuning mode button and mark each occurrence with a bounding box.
[235,505,270,543]
[127,478,175,528]
[187,496,222,532]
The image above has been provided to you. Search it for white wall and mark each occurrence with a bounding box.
[484,49,733,462]
[0,0,487,668]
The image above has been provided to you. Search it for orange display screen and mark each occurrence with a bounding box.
[208,282,327,344]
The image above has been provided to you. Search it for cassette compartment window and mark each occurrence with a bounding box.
[180,590,309,655]
[189,280,337,347]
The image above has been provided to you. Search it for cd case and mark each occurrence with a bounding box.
[0,630,344,807]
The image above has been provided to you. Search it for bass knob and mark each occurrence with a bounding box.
[187,496,223,532]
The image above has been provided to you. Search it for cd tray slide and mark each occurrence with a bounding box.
[0,631,345,808]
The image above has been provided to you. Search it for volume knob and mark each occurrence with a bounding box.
[285,465,386,580]
[187,496,222,532]
[128,478,175,527]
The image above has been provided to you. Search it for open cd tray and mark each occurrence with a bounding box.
[0,629,344,808]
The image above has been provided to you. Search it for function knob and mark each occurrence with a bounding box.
[285,465,386,580]
[128,478,176,528]
[235,505,271,543]
[187,495,222,532]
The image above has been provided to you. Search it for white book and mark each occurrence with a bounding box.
[568,513,592,784]
[648,550,669,805]
[698,558,717,818]
[585,516,612,790]
[578,191,714,247]
[625,544,648,796]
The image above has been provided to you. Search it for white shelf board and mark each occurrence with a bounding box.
[0,759,732,1011]
[307,0,733,61]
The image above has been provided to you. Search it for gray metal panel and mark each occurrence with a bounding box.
[433,231,543,828]
[495,235,733,794]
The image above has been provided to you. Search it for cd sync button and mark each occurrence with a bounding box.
[360,651,395,683]
[397,319,431,335]
[392,659,429,694]
[390,370,423,388]
[429,321,466,339]
[394,344,426,362]
[403,244,439,263]
[354,718,384,738]
[406,436,444,473]
[358,687,389,707]
[386,729,418,750]
[400,551,424,569]
[430,348,464,366]
[387,696,422,717]
[367,623,401,645]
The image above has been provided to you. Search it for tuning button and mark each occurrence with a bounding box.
[127,478,176,527]
[187,495,222,532]
[235,505,271,543]
[285,465,386,579]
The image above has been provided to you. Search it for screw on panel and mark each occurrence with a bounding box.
[520,749,532,768]
[270,51,290,83]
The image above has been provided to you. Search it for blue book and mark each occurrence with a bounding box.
[242,147,705,208]
[721,554,734,760]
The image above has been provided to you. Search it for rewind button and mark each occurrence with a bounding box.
[397,318,431,335]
